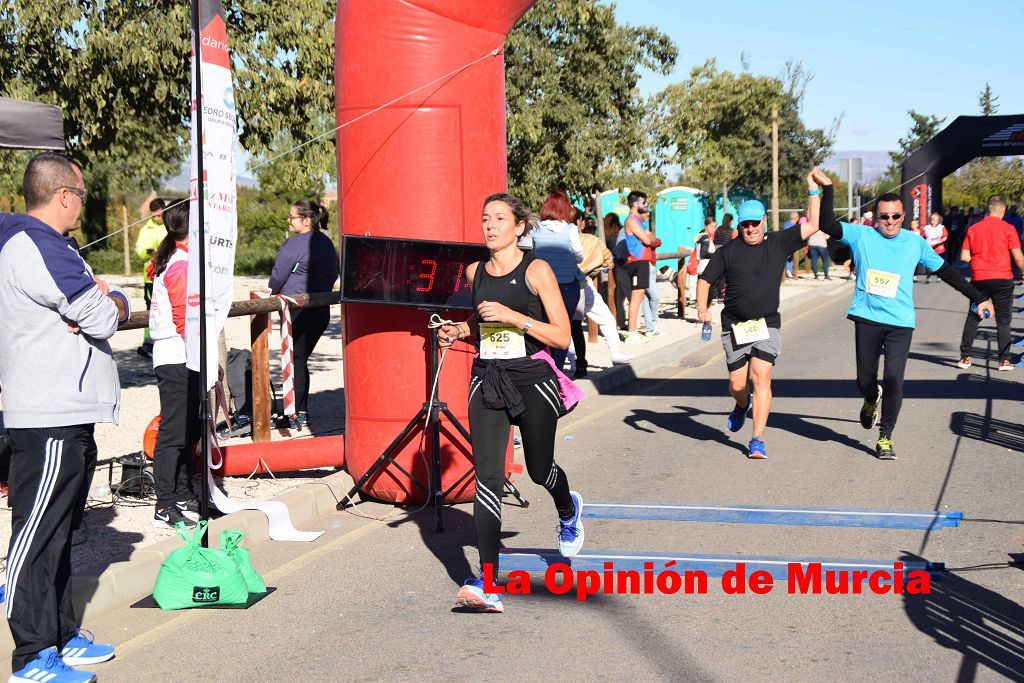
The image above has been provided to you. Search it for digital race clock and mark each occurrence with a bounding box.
[340,235,489,311]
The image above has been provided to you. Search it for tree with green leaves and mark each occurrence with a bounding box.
[978,82,999,116]
[1,0,336,243]
[503,0,676,208]
[888,110,945,173]
[944,157,1024,208]
[654,59,834,204]
[225,0,336,199]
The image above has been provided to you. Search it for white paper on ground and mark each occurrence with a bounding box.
[205,457,324,543]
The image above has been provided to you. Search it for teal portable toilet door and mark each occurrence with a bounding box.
[655,186,706,255]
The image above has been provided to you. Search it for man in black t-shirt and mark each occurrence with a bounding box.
[697,169,828,459]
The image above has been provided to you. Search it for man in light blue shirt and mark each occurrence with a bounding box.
[817,183,993,459]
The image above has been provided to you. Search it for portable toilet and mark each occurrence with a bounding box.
[715,188,766,225]
[599,189,630,226]
[655,186,707,253]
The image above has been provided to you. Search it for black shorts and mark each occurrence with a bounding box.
[623,260,650,290]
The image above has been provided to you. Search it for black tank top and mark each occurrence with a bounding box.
[471,253,553,387]
[472,253,547,356]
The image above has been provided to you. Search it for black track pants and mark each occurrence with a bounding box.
[959,279,1014,362]
[154,364,201,510]
[468,376,573,573]
[6,425,94,671]
[290,307,331,413]
[854,321,913,437]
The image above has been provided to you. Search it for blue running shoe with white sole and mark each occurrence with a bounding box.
[727,402,749,433]
[60,629,115,666]
[10,647,96,683]
[747,437,767,459]
[456,577,504,613]
[558,491,585,557]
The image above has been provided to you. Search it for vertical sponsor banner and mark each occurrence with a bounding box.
[186,0,236,389]
[911,183,929,231]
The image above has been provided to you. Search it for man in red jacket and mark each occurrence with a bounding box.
[957,194,1024,371]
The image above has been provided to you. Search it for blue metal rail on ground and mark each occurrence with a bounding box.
[579,501,963,530]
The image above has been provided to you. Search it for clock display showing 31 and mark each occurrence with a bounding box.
[340,235,488,311]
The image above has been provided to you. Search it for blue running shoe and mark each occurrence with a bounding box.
[558,491,585,557]
[747,437,767,460]
[60,629,115,666]
[456,577,504,613]
[10,647,96,683]
[727,402,749,433]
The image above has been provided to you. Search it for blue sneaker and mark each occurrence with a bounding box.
[558,491,585,557]
[455,577,504,613]
[727,402,749,433]
[10,647,96,683]
[747,437,767,460]
[60,629,115,666]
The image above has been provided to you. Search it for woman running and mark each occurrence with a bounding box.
[440,192,585,613]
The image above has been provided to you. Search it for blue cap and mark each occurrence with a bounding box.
[737,200,766,224]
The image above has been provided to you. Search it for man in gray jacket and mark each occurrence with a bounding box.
[0,153,129,681]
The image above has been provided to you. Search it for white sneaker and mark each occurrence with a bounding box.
[644,328,663,337]
[558,491,585,557]
[456,578,504,613]
[623,332,649,344]
[610,353,633,365]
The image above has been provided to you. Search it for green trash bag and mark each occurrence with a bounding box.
[220,529,267,594]
[153,521,249,610]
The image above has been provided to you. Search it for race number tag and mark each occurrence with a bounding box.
[866,269,900,298]
[479,323,527,360]
[731,318,770,345]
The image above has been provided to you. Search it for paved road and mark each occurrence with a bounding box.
[92,280,1024,682]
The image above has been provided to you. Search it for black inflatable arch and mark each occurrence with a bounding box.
[901,114,1024,225]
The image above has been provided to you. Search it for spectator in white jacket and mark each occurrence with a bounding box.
[533,189,585,370]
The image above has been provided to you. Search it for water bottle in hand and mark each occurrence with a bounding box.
[970,303,991,319]
[701,322,713,342]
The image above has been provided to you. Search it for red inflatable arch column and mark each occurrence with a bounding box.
[335,0,537,502]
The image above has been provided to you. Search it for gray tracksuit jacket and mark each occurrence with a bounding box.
[0,213,130,428]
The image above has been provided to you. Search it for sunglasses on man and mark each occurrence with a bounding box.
[878,213,903,221]
[54,186,88,203]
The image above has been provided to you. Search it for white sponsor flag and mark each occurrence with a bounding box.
[186,0,236,389]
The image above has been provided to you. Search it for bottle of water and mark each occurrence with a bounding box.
[701,322,713,342]
[970,302,991,319]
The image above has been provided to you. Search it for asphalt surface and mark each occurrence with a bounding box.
[88,280,1024,682]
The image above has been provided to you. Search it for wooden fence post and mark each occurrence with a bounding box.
[250,291,272,443]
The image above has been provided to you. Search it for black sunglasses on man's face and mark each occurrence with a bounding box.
[878,213,903,221]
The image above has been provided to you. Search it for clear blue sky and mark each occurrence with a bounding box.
[613,0,1023,152]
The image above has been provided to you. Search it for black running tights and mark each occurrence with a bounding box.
[468,376,573,573]
[854,321,913,437]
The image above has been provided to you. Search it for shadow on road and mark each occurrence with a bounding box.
[623,406,746,456]
[902,552,1024,682]
[388,505,518,587]
[623,406,876,457]
[951,412,1024,454]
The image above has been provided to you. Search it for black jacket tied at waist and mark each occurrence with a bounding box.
[478,361,525,418]
[471,356,553,419]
